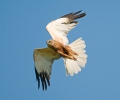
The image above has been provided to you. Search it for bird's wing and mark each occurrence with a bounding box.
[46,10,86,45]
[33,47,61,90]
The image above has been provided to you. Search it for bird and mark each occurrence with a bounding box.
[33,10,87,91]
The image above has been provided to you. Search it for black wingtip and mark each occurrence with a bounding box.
[74,12,86,19]
[40,73,47,91]
[61,10,86,20]
[35,67,40,89]
[73,10,82,15]
[46,78,50,86]
[34,67,50,91]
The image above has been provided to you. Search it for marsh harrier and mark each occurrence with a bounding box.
[33,10,87,90]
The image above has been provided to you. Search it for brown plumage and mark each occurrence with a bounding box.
[47,39,78,60]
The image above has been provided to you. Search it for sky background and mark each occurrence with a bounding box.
[0,0,120,100]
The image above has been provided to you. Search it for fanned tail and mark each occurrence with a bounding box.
[63,38,87,76]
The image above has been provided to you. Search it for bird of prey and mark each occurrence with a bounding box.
[33,10,87,90]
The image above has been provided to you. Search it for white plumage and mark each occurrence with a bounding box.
[63,38,87,76]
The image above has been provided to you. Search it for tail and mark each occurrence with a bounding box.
[63,38,87,76]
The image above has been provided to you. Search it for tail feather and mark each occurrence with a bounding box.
[63,38,87,76]
[64,58,81,76]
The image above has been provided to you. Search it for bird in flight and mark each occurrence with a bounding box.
[33,10,87,91]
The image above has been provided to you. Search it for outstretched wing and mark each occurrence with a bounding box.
[33,47,61,90]
[46,10,86,45]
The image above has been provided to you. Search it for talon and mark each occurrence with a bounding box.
[73,57,77,61]
[74,52,79,56]
[69,56,77,61]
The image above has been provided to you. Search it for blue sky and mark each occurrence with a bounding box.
[0,0,120,100]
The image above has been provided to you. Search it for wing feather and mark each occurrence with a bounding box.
[33,47,61,90]
[46,10,86,45]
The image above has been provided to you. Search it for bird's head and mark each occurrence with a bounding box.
[46,39,55,48]
[46,39,58,50]
[46,39,53,45]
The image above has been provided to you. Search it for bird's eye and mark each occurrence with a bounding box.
[48,41,51,43]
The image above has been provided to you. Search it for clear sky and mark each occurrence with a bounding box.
[0,0,120,100]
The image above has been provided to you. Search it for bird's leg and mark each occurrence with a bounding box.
[57,50,77,61]
[63,46,78,56]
